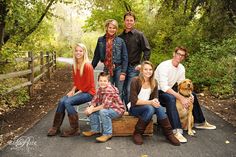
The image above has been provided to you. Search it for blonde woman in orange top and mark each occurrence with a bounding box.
[47,43,95,137]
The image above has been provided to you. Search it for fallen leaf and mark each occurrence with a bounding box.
[199,93,204,96]
[141,155,148,157]
[225,140,230,144]
[105,146,112,150]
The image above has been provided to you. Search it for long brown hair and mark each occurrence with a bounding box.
[139,61,156,92]
[73,43,89,76]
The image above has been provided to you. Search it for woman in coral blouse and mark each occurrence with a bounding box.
[47,43,96,137]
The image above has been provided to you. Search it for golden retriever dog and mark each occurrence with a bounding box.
[176,79,195,136]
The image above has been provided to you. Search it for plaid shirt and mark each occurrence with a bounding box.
[91,84,125,116]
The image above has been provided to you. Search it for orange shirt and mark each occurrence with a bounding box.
[73,63,96,96]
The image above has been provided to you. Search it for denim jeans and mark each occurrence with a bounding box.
[56,92,93,115]
[123,65,139,106]
[129,105,167,123]
[158,90,205,129]
[89,109,120,135]
[104,65,124,99]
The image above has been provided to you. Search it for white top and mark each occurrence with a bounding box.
[138,87,151,100]
[154,59,185,92]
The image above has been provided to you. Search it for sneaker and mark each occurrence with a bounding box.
[82,131,100,137]
[96,135,112,142]
[174,132,187,143]
[194,121,216,130]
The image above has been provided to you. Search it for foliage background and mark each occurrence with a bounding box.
[0,0,235,109]
[82,0,236,96]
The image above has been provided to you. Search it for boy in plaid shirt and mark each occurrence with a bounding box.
[83,72,125,142]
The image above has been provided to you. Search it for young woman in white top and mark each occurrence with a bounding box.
[129,61,180,146]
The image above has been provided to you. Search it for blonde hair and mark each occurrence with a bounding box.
[105,19,118,31]
[139,61,157,92]
[73,43,89,76]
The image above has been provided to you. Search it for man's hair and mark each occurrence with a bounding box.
[98,72,110,81]
[124,11,136,21]
[174,46,189,58]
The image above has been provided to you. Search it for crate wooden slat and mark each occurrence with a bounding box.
[112,115,153,136]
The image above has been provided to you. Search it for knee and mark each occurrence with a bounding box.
[192,92,197,99]
[156,106,166,113]
[64,99,73,108]
[58,96,67,106]
[99,109,108,117]
[162,97,176,109]
[144,106,155,115]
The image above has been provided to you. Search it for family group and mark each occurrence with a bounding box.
[47,11,216,146]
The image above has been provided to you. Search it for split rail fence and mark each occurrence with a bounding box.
[0,51,56,96]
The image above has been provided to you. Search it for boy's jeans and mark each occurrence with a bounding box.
[89,109,120,135]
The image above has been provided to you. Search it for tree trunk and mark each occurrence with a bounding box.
[226,0,236,27]
[0,0,8,50]
[183,0,188,14]
[16,0,56,45]
[172,0,180,10]
[189,0,205,20]
[0,23,5,50]
[123,1,131,11]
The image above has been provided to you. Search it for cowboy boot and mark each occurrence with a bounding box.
[60,114,80,137]
[159,118,180,146]
[47,112,65,136]
[133,118,149,145]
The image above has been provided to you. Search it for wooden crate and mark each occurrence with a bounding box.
[112,115,153,136]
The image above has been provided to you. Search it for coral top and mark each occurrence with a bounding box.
[73,63,96,96]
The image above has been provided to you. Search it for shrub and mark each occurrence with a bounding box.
[186,35,236,96]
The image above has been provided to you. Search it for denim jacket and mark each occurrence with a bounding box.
[92,35,128,73]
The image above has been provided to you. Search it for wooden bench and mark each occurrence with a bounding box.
[112,115,153,136]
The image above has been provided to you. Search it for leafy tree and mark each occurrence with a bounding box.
[0,0,56,50]
[85,0,236,96]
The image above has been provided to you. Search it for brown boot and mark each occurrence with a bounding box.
[133,118,148,145]
[47,112,65,136]
[82,131,100,137]
[60,114,80,137]
[96,135,112,142]
[159,118,180,146]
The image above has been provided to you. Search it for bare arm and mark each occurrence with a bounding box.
[136,98,160,108]
[67,86,77,97]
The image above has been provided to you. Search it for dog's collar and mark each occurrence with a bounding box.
[179,92,191,98]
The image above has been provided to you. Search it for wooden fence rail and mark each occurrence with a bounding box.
[0,51,56,96]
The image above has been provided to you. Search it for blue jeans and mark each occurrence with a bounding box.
[123,65,139,106]
[129,105,167,123]
[89,109,120,135]
[158,90,205,129]
[56,92,93,115]
[104,65,124,99]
